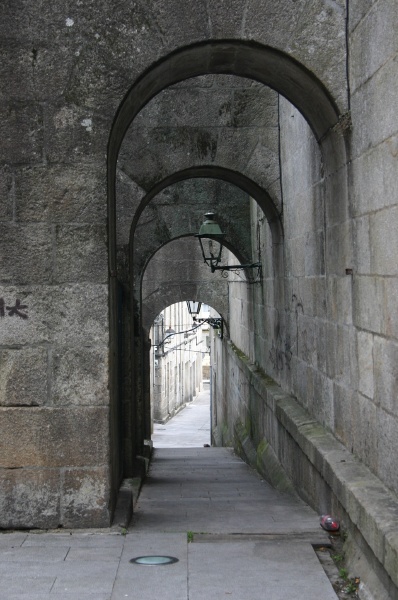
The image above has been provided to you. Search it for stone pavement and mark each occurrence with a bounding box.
[0,390,338,599]
[152,386,211,447]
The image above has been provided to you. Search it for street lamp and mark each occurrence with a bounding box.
[196,212,261,276]
[186,301,202,316]
[186,298,223,339]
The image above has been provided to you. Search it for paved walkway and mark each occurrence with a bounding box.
[0,389,339,599]
[152,386,211,447]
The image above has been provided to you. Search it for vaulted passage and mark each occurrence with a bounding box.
[2,4,398,598]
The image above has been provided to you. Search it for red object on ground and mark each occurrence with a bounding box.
[320,514,340,531]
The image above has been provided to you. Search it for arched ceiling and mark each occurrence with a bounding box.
[141,237,230,331]
[109,40,345,278]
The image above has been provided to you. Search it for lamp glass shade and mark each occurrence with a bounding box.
[186,301,202,316]
[197,212,225,239]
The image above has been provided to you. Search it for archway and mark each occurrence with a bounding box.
[107,39,348,495]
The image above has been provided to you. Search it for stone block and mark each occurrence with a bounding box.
[116,170,144,245]
[370,206,398,275]
[15,164,107,224]
[44,101,109,164]
[0,166,13,221]
[376,407,398,494]
[374,336,398,417]
[304,231,325,276]
[0,407,109,468]
[51,284,109,346]
[349,0,377,32]
[357,330,374,399]
[64,45,130,120]
[351,57,398,160]
[0,347,48,406]
[351,392,378,471]
[147,0,209,49]
[353,215,371,274]
[325,220,353,276]
[0,223,53,285]
[245,132,280,195]
[383,277,398,339]
[353,276,384,334]
[350,0,398,92]
[52,346,109,406]
[333,383,354,448]
[0,103,43,164]
[0,2,68,44]
[287,0,347,109]
[327,275,353,326]
[0,45,74,103]
[243,0,309,53]
[61,467,110,528]
[0,468,60,529]
[350,133,398,218]
[318,372,334,430]
[0,286,52,346]
[55,225,107,284]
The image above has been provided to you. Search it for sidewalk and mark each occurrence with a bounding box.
[0,390,339,599]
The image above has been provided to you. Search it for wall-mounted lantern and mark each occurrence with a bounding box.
[196,212,261,277]
[186,301,202,316]
[186,299,223,339]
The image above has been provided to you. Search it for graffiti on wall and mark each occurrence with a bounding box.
[0,298,29,319]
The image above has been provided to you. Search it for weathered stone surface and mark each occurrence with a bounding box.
[0,45,74,103]
[349,0,377,32]
[62,467,110,528]
[374,336,398,417]
[0,468,60,529]
[370,206,398,275]
[0,286,52,346]
[350,0,398,92]
[0,103,43,164]
[350,132,398,218]
[44,101,109,164]
[0,407,109,468]
[52,346,109,406]
[0,284,109,347]
[377,407,398,494]
[15,164,107,224]
[51,284,109,346]
[351,56,398,160]
[55,225,107,284]
[0,223,53,285]
[0,166,13,221]
[357,330,374,399]
[0,347,48,406]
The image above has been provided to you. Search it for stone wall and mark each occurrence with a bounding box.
[0,4,114,527]
[211,2,398,597]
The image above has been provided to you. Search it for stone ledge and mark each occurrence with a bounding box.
[226,340,398,590]
[275,395,398,590]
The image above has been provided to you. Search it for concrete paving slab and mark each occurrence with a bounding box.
[188,541,338,600]
[0,576,56,599]
[0,545,69,562]
[50,562,119,595]
[112,533,188,600]
[22,532,124,547]
[0,533,28,548]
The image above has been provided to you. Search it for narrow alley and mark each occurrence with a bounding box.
[0,391,340,599]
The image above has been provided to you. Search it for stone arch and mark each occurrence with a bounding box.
[141,236,230,333]
[108,39,344,274]
[130,166,283,283]
[108,39,348,476]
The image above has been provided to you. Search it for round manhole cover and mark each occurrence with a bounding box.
[130,555,179,566]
